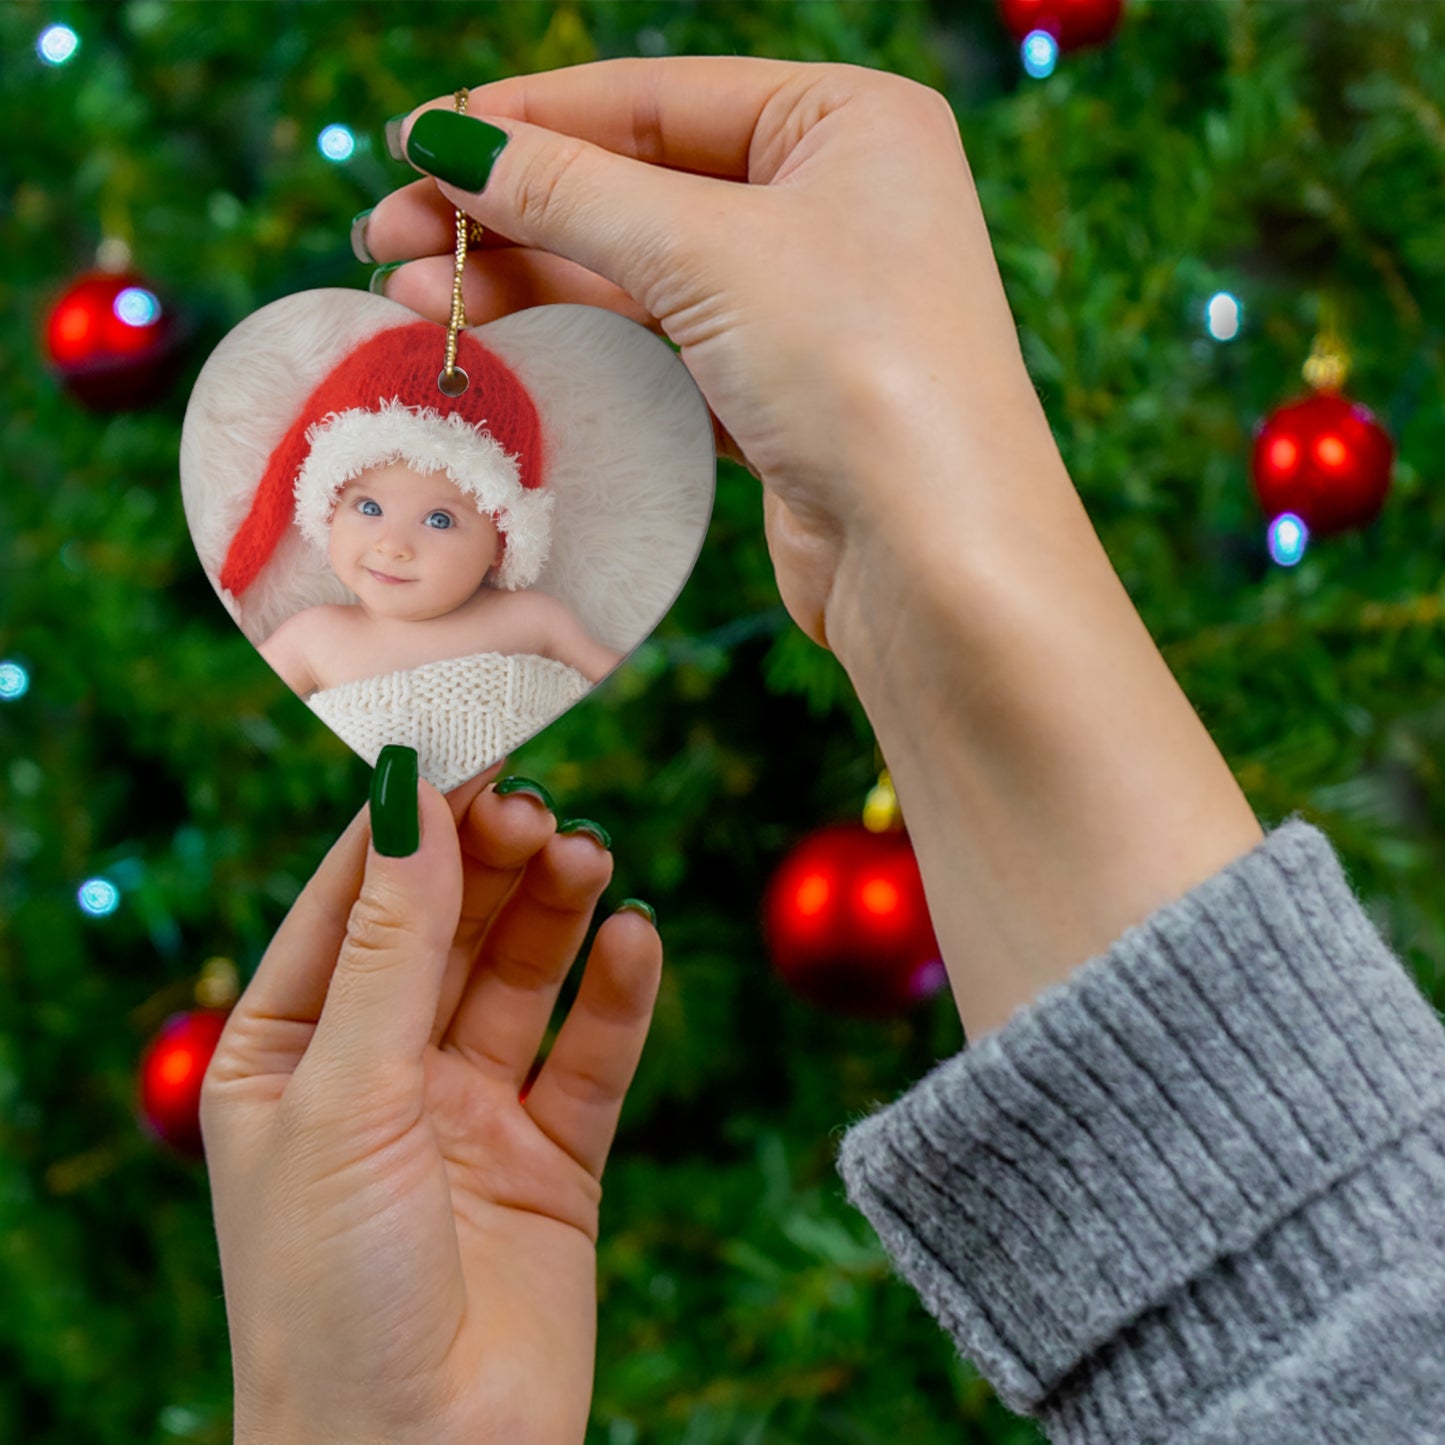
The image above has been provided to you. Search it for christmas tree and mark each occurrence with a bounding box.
[3,3,1443,1441]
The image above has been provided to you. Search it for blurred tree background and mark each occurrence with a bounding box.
[2,1,1444,1442]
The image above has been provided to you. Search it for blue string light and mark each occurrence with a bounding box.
[318,124,356,162]
[114,287,162,328]
[37,24,79,66]
[1022,31,1059,79]
[0,661,29,701]
[78,878,121,918]
[1268,512,1309,568]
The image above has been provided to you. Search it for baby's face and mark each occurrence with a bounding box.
[327,461,500,622]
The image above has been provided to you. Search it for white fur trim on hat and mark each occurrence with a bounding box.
[292,398,554,591]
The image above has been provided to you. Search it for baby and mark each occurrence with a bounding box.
[259,457,623,698]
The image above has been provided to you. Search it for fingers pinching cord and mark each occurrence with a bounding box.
[395,82,729,312]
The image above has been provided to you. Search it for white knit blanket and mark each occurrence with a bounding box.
[307,651,592,792]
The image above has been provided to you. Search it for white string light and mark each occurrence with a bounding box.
[1205,291,1244,342]
[77,878,121,918]
[318,124,356,162]
[37,24,79,66]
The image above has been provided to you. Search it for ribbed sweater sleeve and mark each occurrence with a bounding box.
[835,817,1445,1443]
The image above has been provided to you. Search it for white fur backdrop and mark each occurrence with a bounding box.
[179,290,716,654]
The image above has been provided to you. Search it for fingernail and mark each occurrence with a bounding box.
[384,113,409,162]
[369,261,404,296]
[558,818,612,851]
[493,775,555,812]
[617,898,656,926]
[371,745,419,857]
[405,110,509,192]
[350,208,375,264]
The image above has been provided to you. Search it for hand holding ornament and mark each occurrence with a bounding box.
[202,754,660,1445]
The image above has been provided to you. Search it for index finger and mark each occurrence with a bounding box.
[411,55,812,181]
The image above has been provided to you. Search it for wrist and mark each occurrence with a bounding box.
[823,356,1079,678]
[823,398,1262,1041]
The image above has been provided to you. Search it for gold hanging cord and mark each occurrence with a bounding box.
[439,88,477,397]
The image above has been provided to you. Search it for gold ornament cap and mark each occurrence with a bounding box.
[195,956,240,1011]
[863,768,902,833]
[1302,295,1351,393]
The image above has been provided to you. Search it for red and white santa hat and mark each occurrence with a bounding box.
[220,320,552,599]
[181,290,718,656]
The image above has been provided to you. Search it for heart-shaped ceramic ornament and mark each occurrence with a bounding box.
[180,290,716,792]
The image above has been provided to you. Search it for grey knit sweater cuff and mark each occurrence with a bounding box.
[835,817,1445,1437]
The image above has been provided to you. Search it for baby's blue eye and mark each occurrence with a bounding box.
[357,499,381,517]
[424,511,453,530]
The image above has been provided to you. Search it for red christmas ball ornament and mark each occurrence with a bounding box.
[44,269,183,410]
[763,822,945,1018]
[1251,391,1394,538]
[137,1009,230,1158]
[998,0,1125,51]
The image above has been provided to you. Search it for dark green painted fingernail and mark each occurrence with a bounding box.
[558,818,612,851]
[371,745,419,857]
[494,775,555,812]
[405,110,509,192]
[350,208,375,264]
[384,113,409,162]
[369,261,404,296]
[617,898,656,926]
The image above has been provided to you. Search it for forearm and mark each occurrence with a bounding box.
[826,381,1263,1042]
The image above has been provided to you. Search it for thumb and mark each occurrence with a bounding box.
[399,106,735,319]
[303,748,463,1090]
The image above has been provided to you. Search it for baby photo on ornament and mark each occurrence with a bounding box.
[180,292,715,793]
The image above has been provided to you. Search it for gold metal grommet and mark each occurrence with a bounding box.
[437,366,469,397]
